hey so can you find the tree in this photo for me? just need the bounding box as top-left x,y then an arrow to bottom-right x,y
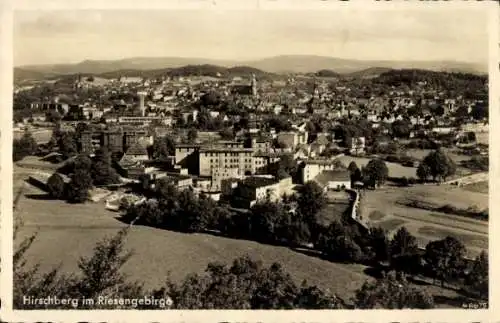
200,91 -> 221,107
249,201 -> 284,243
391,119 -> 412,138
363,159 -> 389,188
348,161 -> 362,184
432,105 -> 445,117
177,190 -> 213,232
187,128 -> 198,143
66,168 -> 93,203
368,227 -> 389,263
354,271 -> 434,309
251,263 -> 299,309
91,148 -> 120,186
295,284 -> 343,309
47,173 -> 66,199
389,227 -> 420,273
296,181 -> 327,239
416,162 -> 431,182
149,135 -> 175,159
465,251 -> 488,299
164,255 -> 344,309
13,129 -> 38,161
45,110 -> 62,123
471,103 -> 488,121
455,105 -> 469,119
58,132 -> 78,158
76,228 -> 137,300
73,154 -> 93,171
275,211 -> 311,246
424,236 -> 466,287
269,153 -> 297,180
219,128 -> 234,140
420,149 -> 457,182
347,161 -> 359,174
316,221 -> 363,263
66,156 -> 93,203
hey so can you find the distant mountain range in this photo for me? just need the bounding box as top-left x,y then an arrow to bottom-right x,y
14,55 -> 487,81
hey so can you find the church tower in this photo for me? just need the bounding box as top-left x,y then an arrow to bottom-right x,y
251,73 -> 257,97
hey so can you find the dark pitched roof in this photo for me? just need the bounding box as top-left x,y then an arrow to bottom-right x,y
240,176 -> 278,188
125,143 -> 148,156
313,170 -> 350,186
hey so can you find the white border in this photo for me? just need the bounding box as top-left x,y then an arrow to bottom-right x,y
1,0 -> 499,322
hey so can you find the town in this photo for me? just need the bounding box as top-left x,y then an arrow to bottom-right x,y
13,64 -> 489,309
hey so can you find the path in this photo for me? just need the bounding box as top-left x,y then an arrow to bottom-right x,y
444,172 -> 488,186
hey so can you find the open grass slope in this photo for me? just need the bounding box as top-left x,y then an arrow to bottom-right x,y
361,185 -> 488,258
14,167 -> 370,300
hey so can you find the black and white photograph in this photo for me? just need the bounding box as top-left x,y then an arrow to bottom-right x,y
2,0 -> 498,320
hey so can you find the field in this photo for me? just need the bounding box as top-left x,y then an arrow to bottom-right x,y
338,156 -> 417,178
462,181 -> 489,194
476,132 -> 489,145
361,184 -> 488,258
405,148 -> 471,163
14,128 -> 52,144
338,153 -> 474,180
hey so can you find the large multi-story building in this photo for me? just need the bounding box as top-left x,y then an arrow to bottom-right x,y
198,147 -> 254,177
79,126 -> 150,155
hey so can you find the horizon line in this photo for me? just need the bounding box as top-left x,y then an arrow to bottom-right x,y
15,54 -> 487,69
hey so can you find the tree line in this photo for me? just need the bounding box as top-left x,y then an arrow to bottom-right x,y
14,223 -> 437,310
119,177 -> 487,301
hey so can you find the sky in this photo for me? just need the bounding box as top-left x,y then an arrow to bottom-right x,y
14,8 -> 490,66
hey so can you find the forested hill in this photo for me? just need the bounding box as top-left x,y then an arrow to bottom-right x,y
373,69 -> 488,99
16,64 -> 276,82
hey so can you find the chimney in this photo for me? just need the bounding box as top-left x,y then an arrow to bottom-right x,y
137,91 -> 146,117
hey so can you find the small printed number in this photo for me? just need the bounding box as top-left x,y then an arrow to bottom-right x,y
462,302 -> 488,309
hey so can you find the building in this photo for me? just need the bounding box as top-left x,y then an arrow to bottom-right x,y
277,131 -> 308,149
117,116 -> 165,126
119,76 -> 143,84
118,155 -> 145,180
348,137 -> 366,155
230,74 -> 257,97
174,144 -> 201,174
123,142 -> 149,162
312,170 -> 351,191
211,167 -> 243,191
250,137 -> 271,152
232,176 -> 293,208
198,147 -> 254,177
300,159 -> 343,184
79,126 -> 150,155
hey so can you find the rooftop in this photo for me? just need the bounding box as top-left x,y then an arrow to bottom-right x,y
200,147 -> 254,153
240,176 -> 278,189
313,170 -> 351,186
304,158 -> 342,166
125,142 -> 149,156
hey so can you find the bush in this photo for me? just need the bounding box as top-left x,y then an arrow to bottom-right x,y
47,173 -> 66,199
